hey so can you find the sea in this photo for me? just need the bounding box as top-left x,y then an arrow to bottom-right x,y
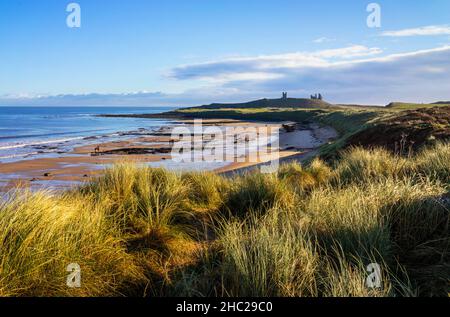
0,106 -> 175,164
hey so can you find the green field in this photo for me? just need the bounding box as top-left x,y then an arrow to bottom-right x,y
177,107 -> 382,134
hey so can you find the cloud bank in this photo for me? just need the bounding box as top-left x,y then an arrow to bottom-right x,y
382,25 -> 450,37
2,45 -> 450,106
168,45 -> 450,105
169,45 -> 383,82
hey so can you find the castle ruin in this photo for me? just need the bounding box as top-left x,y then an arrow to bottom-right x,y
310,93 -> 323,100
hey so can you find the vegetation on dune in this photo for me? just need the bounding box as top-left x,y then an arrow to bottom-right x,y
0,190 -> 143,297
386,102 -> 450,110
347,106 -> 450,153
415,142 -> 450,183
0,142 -> 449,297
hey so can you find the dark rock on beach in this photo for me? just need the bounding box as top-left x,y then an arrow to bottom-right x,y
91,147 -> 172,156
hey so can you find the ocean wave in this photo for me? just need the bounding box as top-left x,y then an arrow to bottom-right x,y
0,152 -> 41,160
0,129 -> 127,151
0,137 -> 85,150
0,129 -> 103,140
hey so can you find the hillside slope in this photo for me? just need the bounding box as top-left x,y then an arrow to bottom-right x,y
386,102 -> 450,110
189,98 -> 333,110
347,106 -> 450,153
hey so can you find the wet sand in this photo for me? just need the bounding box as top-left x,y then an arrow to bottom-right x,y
0,154 -> 171,191
0,120 -> 337,191
216,123 -> 338,174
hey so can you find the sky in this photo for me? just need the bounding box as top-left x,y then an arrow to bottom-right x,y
0,0 -> 450,106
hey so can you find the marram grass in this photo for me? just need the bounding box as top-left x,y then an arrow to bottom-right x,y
0,143 -> 449,297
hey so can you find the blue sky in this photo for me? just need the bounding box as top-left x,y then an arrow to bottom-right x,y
1,0 -> 450,106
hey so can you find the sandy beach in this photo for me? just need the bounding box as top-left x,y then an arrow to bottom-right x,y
0,119 -> 337,191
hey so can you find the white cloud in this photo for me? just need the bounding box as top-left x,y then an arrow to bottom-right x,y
313,37 -> 336,43
315,45 -> 383,59
170,45 -> 383,81
205,72 -> 283,83
382,25 -> 450,37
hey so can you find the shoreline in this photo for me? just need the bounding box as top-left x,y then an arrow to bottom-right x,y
0,117 -> 338,192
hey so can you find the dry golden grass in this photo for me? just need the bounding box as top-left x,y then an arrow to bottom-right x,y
0,143 -> 448,297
